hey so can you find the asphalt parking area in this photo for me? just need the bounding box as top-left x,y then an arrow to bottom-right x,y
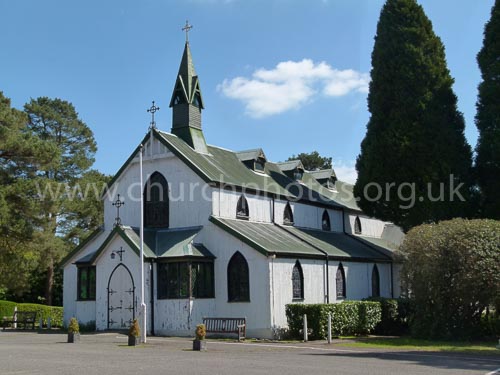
0,331 -> 499,375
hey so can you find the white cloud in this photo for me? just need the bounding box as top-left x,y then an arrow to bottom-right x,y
334,160 -> 358,185
217,59 -> 369,118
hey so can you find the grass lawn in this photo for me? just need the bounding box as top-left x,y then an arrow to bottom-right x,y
336,336 -> 500,355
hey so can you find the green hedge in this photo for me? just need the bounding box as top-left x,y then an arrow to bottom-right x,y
364,297 -> 411,335
0,300 -> 63,328
286,301 -> 382,340
0,300 -> 16,319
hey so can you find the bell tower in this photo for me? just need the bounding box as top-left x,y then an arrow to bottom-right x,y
169,21 -> 208,153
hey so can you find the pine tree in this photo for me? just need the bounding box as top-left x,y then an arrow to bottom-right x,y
24,97 -> 97,305
353,0 -> 473,232
0,92 -> 57,297
475,0 -> 500,219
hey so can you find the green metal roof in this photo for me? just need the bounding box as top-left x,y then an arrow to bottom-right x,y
235,148 -> 267,162
210,216 -> 324,258
276,160 -> 304,171
210,216 -> 392,262
353,235 -> 399,259
280,226 -> 392,261
105,129 -> 359,211
74,250 -> 97,265
70,225 -> 214,265
132,227 -> 215,259
309,169 -> 336,181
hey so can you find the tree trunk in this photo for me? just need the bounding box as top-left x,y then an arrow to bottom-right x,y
45,259 -> 54,306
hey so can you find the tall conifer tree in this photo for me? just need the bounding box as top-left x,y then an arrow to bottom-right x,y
354,0 -> 472,232
475,0 -> 500,219
24,97 -> 97,304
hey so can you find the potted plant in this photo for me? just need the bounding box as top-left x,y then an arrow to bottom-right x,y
67,317 -> 80,343
193,323 -> 207,351
128,319 -> 140,346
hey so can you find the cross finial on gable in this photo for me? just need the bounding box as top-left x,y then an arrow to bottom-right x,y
112,194 -> 125,227
147,100 -> 160,129
182,20 -> 193,42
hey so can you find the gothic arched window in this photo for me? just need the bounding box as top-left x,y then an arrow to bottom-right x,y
372,264 -> 380,297
227,252 -> 250,302
292,260 -> 304,300
144,172 -> 169,228
336,263 -> 346,299
354,216 -> 362,234
283,202 -> 294,225
322,210 -> 331,231
236,195 -> 249,219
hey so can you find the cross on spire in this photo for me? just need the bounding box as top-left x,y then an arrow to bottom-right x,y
147,101 -> 160,129
182,20 -> 193,42
112,194 -> 125,227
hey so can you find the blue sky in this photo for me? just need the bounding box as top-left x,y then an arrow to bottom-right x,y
0,0 -> 494,183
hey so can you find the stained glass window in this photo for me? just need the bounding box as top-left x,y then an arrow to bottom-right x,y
77,266 -> 96,301
227,252 -> 250,302
144,172 -> 169,228
336,263 -> 346,299
292,261 -> 304,300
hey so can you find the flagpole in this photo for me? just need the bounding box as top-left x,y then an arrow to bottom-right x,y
139,144 -> 147,343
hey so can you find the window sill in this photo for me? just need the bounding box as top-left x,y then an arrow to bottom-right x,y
292,298 -> 304,302
236,215 -> 249,221
76,299 -> 96,302
227,300 -> 251,303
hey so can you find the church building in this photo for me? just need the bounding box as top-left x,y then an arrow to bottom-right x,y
61,35 -> 403,338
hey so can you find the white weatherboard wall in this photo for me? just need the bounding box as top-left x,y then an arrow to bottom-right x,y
328,261 -> 392,301
103,152 -> 212,231
213,189 -> 272,223
270,258 -> 326,330
344,212 -> 387,237
153,293 -> 216,336
63,231 -> 108,326
274,200 -> 343,232
200,223 -> 272,338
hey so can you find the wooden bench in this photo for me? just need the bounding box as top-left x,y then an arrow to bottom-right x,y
203,317 -> 246,341
2,311 -> 37,330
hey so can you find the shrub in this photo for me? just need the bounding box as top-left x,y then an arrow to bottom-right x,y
195,324 -> 206,340
400,219 -> 500,340
0,300 -> 17,319
364,297 -> 411,335
68,318 -> 79,334
129,319 -> 140,337
286,301 -> 382,340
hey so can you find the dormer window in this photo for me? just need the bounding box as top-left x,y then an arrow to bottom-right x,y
294,169 -> 303,181
236,195 -> 249,220
255,159 -> 265,172
283,202 -> 294,225
236,149 -> 268,173
322,210 -> 331,231
326,178 -> 337,191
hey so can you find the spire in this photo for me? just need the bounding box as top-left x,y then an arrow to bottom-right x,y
169,22 -> 208,153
